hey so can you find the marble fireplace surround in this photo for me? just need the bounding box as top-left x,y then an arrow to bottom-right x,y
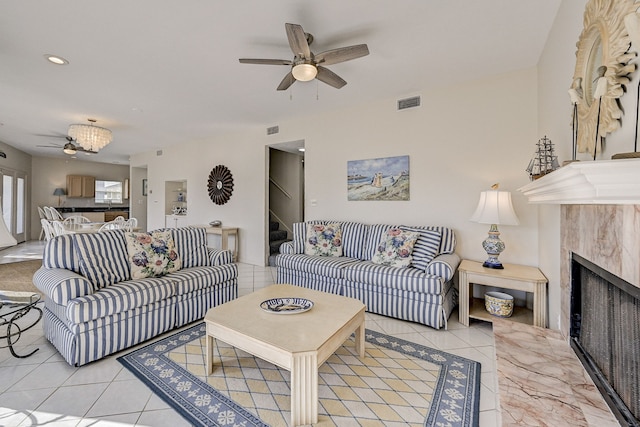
519,158 -> 640,336
497,160 -> 640,426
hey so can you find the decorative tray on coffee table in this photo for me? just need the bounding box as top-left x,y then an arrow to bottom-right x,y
260,297 -> 313,314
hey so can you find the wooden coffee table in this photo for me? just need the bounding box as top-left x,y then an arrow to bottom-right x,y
204,284 -> 366,426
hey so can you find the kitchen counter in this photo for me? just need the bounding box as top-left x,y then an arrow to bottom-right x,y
57,207 -> 129,213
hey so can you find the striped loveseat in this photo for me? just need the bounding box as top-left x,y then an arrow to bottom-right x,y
276,221 -> 460,329
34,227 -> 237,366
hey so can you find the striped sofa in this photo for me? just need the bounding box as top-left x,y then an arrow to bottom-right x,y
276,221 -> 460,329
33,227 -> 238,366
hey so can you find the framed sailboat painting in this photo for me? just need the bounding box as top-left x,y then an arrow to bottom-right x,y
347,155 -> 409,201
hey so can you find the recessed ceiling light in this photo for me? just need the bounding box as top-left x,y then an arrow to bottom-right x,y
298,148 -> 305,152
44,54 -> 69,65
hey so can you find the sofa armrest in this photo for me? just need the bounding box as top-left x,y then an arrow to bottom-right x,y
207,248 -> 234,265
426,253 -> 461,282
279,241 -> 296,254
33,267 -> 94,305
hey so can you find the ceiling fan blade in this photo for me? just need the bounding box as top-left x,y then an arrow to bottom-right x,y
315,44 -> 369,66
76,147 -> 97,154
239,58 -> 292,65
277,71 -> 296,91
34,132 -> 69,139
36,145 -> 62,148
316,66 -> 347,89
285,23 -> 311,59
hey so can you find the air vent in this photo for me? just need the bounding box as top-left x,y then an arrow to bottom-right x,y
397,96 -> 421,111
156,150 -> 163,156
267,125 -> 279,135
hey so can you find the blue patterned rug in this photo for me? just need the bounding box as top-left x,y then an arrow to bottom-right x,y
118,322 -> 480,426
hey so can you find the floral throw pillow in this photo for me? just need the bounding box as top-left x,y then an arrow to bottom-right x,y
125,231 -> 181,279
371,228 -> 419,267
304,223 -> 343,257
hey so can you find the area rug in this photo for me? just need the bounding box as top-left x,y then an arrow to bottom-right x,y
0,260 -> 42,295
118,322 -> 480,426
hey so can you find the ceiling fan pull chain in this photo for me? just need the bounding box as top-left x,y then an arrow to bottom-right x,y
316,80 -> 319,100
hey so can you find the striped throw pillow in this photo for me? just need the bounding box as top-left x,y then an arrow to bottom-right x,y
73,230 -> 131,289
401,226 -> 442,271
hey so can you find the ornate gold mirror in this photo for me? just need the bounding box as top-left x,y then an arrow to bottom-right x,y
571,0 -> 636,154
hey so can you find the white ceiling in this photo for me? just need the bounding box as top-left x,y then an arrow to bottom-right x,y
0,1 -> 561,164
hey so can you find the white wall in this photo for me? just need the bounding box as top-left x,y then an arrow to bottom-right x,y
536,0 -> 640,330
0,141 -> 32,174
132,67 -> 540,270
131,127 -> 267,264
536,0 -> 588,331
130,166 -> 148,232
0,141 -> 32,239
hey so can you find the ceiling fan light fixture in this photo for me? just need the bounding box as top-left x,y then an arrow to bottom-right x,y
292,63 -> 317,81
63,143 -> 77,155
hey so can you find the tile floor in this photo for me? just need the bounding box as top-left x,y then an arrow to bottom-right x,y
0,242 -> 499,427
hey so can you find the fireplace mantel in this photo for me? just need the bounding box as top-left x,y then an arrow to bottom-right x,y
518,158 -> 640,204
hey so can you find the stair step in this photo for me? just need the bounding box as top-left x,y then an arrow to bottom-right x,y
269,221 -> 279,232
269,238 -> 290,254
269,230 -> 287,242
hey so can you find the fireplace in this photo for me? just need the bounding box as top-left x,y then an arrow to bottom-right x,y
570,253 -> 640,427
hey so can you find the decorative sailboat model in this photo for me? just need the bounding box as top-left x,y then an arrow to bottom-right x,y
526,136 -> 559,180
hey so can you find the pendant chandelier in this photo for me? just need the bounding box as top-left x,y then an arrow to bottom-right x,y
68,119 -> 112,152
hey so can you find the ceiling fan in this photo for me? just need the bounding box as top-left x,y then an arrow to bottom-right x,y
239,23 -> 369,90
37,136 -> 97,156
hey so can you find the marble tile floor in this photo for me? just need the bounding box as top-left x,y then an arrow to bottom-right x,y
0,243 -> 499,427
0,240 -> 46,265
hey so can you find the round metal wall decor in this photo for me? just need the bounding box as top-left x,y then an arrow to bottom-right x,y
207,165 -> 234,205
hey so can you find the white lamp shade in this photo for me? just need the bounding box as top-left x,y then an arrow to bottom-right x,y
471,190 -> 520,225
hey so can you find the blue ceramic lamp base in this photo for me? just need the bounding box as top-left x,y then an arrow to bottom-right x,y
482,224 -> 505,269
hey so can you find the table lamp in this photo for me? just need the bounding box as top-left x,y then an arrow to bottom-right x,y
470,184 -> 519,269
53,188 -> 66,206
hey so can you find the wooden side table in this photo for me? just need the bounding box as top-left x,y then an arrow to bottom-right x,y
204,226 -> 239,261
458,259 -> 548,328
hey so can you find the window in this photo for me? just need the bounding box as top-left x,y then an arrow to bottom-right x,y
95,180 -> 123,204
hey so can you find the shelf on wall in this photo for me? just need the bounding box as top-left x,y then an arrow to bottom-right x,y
518,158 -> 640,204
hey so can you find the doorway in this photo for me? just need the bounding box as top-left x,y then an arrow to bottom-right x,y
1,168 -> 27,243
266,140 -> 305,265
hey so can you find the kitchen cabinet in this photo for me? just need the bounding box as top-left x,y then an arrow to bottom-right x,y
165,215 -> 188,228
66,175 -> 95,198
104,211 -> 129,222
